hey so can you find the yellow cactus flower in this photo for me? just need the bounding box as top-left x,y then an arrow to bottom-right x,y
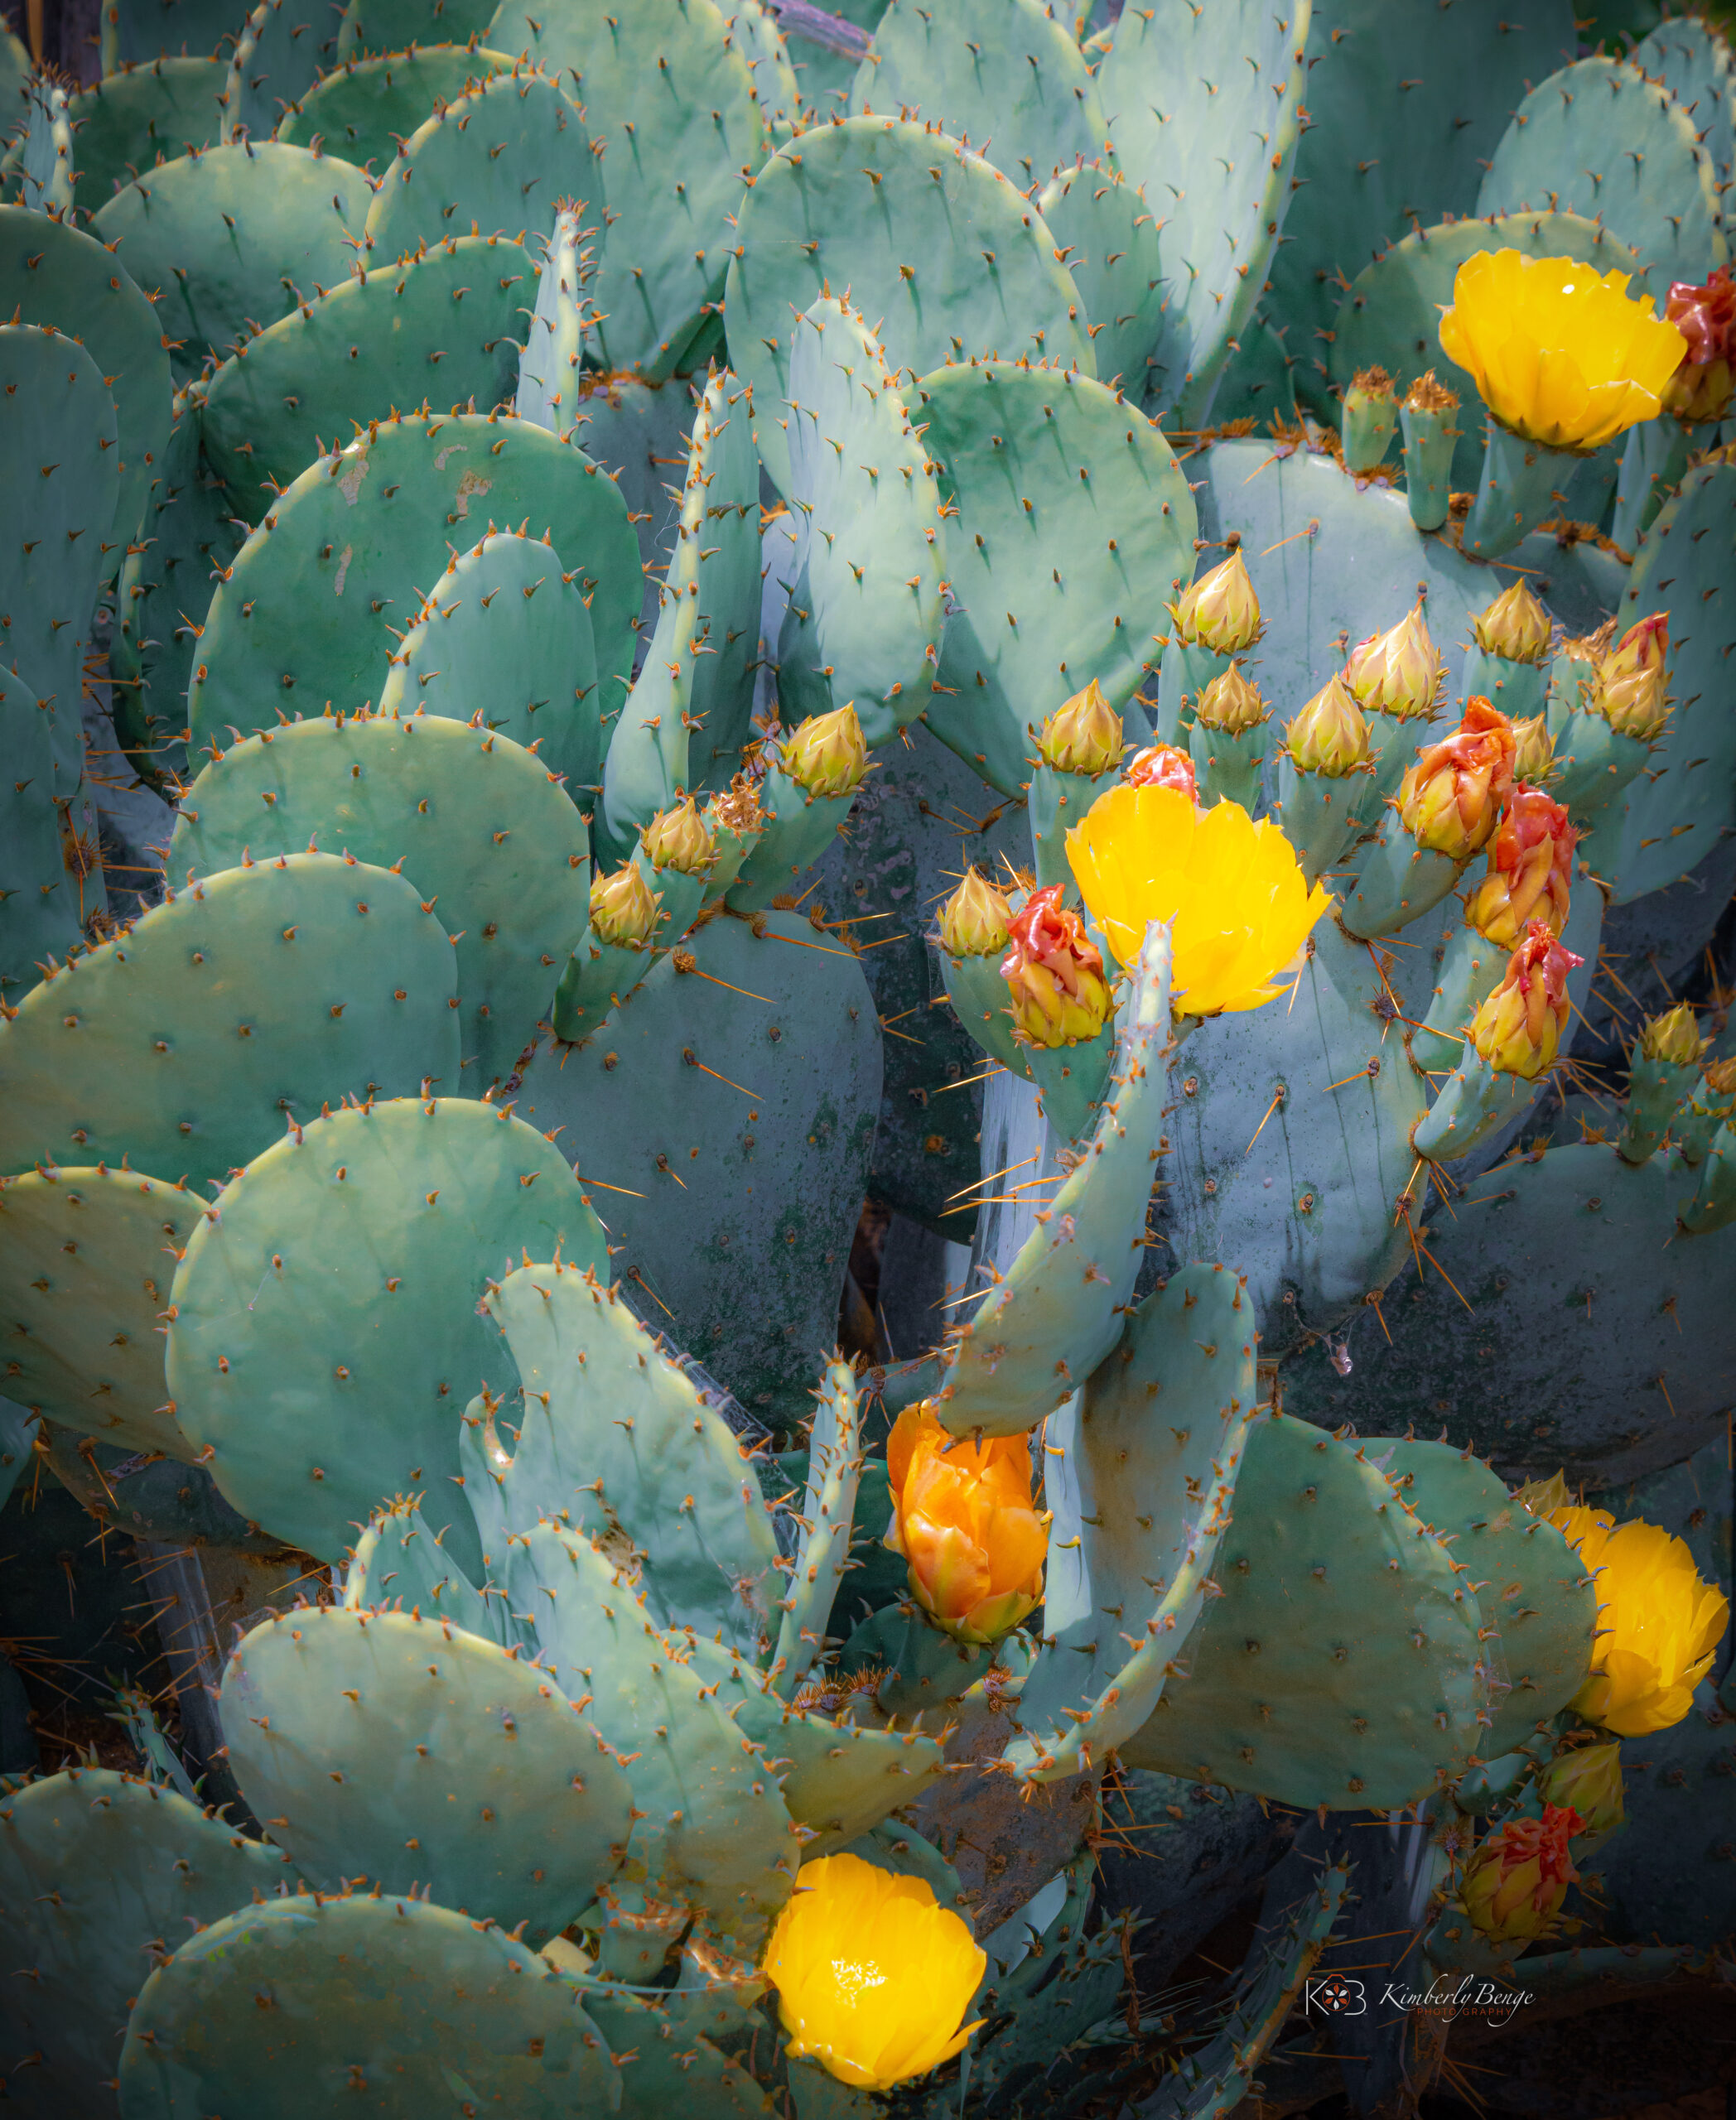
1438,249 -> 1686,450
885,1401 -> 1047,1644
1546,1505 -> 1730,1736
764,1853 -> 986,2090
1067,784 -> 1332,1018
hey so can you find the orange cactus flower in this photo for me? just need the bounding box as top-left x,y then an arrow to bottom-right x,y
885,1402 -> 1047,1645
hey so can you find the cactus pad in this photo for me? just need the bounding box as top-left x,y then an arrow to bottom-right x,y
61,58 -> 227,214
277,46 -> 513,169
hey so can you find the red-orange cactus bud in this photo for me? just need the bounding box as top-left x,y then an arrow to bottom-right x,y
1124,744 -> 1198,802
1000,883 -> 1112,1048
1470,919 -> 1584,1079
1464,783 -> 1576,947
1397,696 -> 1516,860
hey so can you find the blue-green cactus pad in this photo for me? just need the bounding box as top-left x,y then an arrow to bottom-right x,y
187,412 -> 639,737
345,1497 -> 506,1642
1632,16 -> 1735,191
1579,1688 -> 1736,1950
1279,1142 -> 1736,1489
1121,1413 -> 1484,1809
0,1768 -> 294,2119
918,357 -> 1197,796
483,1260 -> 781,1652
1475,57 -> 1725,291
277,46 -> 514,170
515,910 -> 880,1427
62,58 -> 227,214
726,113 -> 1093,495
0,853 -> 460,1190
1032,161 -> 1165,403
1095,0 -> 1309,420
166,1097 -> 604,1567
337,0 -> 498,60
92,142 -> 371,379
0,1166 -> 205,1460
580,1984 -> 769,2119
0,663 -> 85,986
769,1356 -> 861,1694
847,0 -> 1108,187
117,1888 -> 620,2118
221,1605 -> 634,1938
936,920 -> 1172,1439
200,235 -> 533,513
221,0 -> 334,143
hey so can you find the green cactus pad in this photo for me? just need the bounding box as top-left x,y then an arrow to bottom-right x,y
0,1767 -> 294,2118
484,1260 -> 781,1652
336,0 -> 497,60
117,1888 -> 619,2117
1632,17 -> 1734,190
109,0 -> 248,63
1476,58 -> 1724,291
92,142 -> 371,380
166,1096 -> 603,1566
60,58 -> 227,215
222,1605 -> 633,1937
513,205 -> 600,440
1606,457 -> 1736,903
721,0 -> 800,130
345,1497 -> 509,1641
0,1166 -> 205,1460
0,202 -> 171,555
489,1520 -> 799,1942
1121,1413 -> 1484,1809
1266,0 -> 1577,415
481,0 -> 763,380
726,114 -> 1093,495
1583,1693 -> 1736,1951
0,325 -> 120,795
1095,0 -> 1309,422
375,529 -> 600,799
187,411 -> 639,738
0,664 -> 85,990
221,0 -> 333,144
362,66 -> 590,263
770,1357 -> 861,1693
772,297 -> 943,749
581,1985 -> 772,2119
171,710 -> 588,1086
0,853 -> 460,1189
515,909 -> 880,1428
278,46 -> 513,170
1160,918 -> 1426,1355
935,921 -> 1171,1440
111,384 -> 246,793
200,235 -> 533,515
1279,1141 -> 1736,1489
1329,213 -> 1648,494
917,358 -> 1196,797
1371,1438 -> 1597,1751
1033,161 -> 1165,402
1010,1265 -> 1256,1780
847,0 -> 1108,187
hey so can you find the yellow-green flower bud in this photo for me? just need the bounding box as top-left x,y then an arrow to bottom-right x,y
938,869 -> 1014,959
1513,1470 -> 1571,1517
640,795 -> 716,876
1471,580 -> 1553,665
590,861 -> 658,948
1285,673 -> 1369,777
1343,603 -> 1443,721
1194,661 -> 1269,734
1638,1004 -> 1704,1067
1536,1744 -> 1625,1843
1510,713 -> 1556,788
1035,677 -> 1125,775
1704,1056 -> 1736,1100
1589,613 -> 1669,740
1169,549 -> 1261,654
782,703 -> 869,797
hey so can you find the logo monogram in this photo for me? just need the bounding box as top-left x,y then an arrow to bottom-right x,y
1305,1974 -> 1366,2017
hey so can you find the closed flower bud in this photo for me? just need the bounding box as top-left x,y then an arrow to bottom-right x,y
1661,267 -> 1736,424
1285,672 -> 1370,778
1703,1056 -> 1736,1100
1035,677 -> 1125,775
1464,784 -> 1576,947
640,795 -> 716,876
1194,661 -> 1270,734
1536,1744 -> 1625,1843
1471,580 -> 1552,665
885,1402 -> 1047,1645
1461,1805 -> 1580,1943
1169,549 -> 1261,654
1469,920 -> 1584,1080
1344,602 -> 1444,720
590,861 -> 659,948
1398,696 -> 1517,860
1637,1003 -> 1703,1067
782,703 -> 868,797
1510,713 -> 1556,788
1000,882 -> 1112,1048
1589,614 -> 1670,740
938,868 -> 1014,959
1125,743 -> 1199,802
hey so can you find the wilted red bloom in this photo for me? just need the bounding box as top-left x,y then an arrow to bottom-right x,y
1398,696 -> 1517,861
1470,919 -> 1584,1079
1663,267 -> 1735,422
1464,783 -> 1576,947
1000,883 -> 1112,1047
1124,744 -> 1198,802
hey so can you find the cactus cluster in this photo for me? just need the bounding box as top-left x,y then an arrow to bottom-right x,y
1,0 -> 1734,2114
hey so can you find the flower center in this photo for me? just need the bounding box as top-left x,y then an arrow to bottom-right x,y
829,1954 -> 890,2008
